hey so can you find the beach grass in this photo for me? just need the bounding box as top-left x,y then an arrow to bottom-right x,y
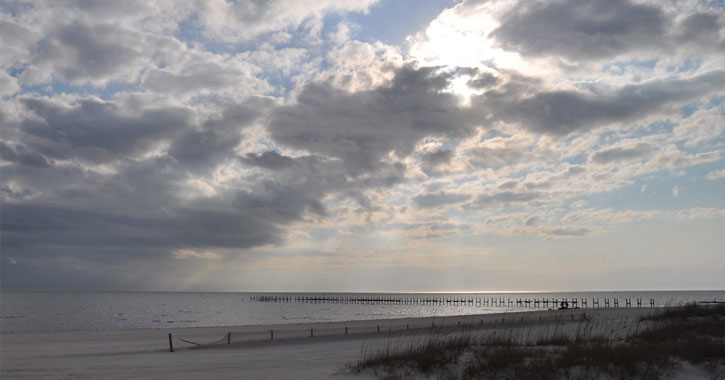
349,303 -> 725,379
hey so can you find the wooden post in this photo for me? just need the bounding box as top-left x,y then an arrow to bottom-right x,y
345,327 -> 348,335
270,330 -> 274,340
377,325 -> 380,333
168,333 -> 174,352
310,328 -> 313,337
406,324 -> 409,331
227,332 -> 231,344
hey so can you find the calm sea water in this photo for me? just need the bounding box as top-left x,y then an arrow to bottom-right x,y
1,290 -> 723,333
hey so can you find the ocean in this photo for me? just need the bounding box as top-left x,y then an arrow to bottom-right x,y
1,290 -> 723,333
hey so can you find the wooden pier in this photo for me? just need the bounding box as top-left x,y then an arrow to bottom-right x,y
248,295 -> 657,308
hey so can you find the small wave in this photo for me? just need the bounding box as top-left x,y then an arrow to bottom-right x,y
1,315 -> 28,319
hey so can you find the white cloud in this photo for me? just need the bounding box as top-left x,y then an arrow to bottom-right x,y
672,185 -> 680,197
707,169 -> 725,180
198,0 -> 378,43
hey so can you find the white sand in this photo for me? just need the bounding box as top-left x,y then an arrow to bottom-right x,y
1,308 -> 662,379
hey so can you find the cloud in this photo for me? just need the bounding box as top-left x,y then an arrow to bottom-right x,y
475,70 -> 725,136
198,0 -> 379,43
492,0 -> 725,62
241,151 -> 297,170
707,169 -> 725,180
589,143 -> 654,165
420,149 -> 453,167
0,141 -> 53,168
18,96 -> 191,163
412,191 -> 471,209
468,190 -> 548,209
168,99 -> 270,170
492,0 -> 665,61
269,66 -> 475,173
538,226 -> 593,237
523,215 -> 539,226
672,185 -> 680,197
22,22 -> 157,85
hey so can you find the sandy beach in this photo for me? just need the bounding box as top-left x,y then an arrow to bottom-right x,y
1,307 -> 678,380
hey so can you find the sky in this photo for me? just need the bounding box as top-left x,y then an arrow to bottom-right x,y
1,0 -> 724,292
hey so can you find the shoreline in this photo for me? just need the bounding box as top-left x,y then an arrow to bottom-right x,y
1,307 -> 661,379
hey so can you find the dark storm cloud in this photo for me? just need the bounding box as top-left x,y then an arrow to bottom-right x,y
467,73 -> 499,89
1,92 -> 328,287
269,66 -> 475,174
0,200 -> 283,261
492,0 -> 665,60
677,12 -> 725,47
477,70 -> 725,135
19,97 -> 190,163
491,0 -> 725,61
32,23 -> 144,83
168,100 -> 268,170
420,149 -> 453,166
240,151 -> 296,170
589,143 -> 654,165
412,191 -> 471,209
0,141 -> 53,168
0,154 -> 333,264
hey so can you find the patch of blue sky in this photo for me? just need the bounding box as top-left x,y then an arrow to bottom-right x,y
706,95 -> 725,110
582,164 -> 725,212
602,59 -> 657,76
453,175 -> 481,187
263,73 -> 298,97
681,102 -> 700,118
174,15 -> 204,46
346,0 -> 456,48
646,120 -> 677,134
563,153 -> 588,166
667,59 -> 702,74
7,65 -> 26,78
705,0 -> 724,8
